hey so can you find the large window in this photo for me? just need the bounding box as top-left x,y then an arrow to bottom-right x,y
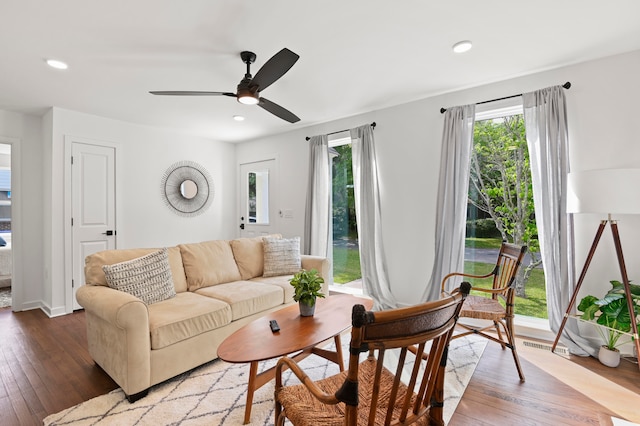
465,105 -> 547,319
330,138 -> 362,287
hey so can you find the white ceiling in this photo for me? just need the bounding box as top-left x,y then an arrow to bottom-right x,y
2,1 -> 640,143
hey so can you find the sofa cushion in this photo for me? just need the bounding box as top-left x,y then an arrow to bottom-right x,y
251,275 -> 296,303
148,292 -> 232,350
102,248 -> 176,305
262,236 -> 302,277
230,236 -> 266,280
85,246 -> 188,293
230,234 -> 283,279
179,240 -> 242,291
195,281 -> 283,321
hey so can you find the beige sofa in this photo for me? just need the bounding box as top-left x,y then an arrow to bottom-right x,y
76,236 -> 329,402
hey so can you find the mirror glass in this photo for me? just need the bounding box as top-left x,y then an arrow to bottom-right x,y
180,179 -> 198,199
247,170 -> 269,224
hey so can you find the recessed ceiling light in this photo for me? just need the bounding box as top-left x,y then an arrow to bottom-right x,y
46,59 -> 69,70
452,40 -> 473,53
233,115 -> 245,121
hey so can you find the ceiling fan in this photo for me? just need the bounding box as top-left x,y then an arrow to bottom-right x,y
150,48 -> 300,123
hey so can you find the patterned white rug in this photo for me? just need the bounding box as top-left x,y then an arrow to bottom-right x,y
0,287 -> 10,309
44,335 -> 486,426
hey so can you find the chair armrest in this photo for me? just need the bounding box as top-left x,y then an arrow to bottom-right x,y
470,285 -> 512,295
441,271 -> 494,293
275,356 -> 339,405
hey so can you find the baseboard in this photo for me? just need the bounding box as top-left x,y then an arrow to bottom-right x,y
37,301 -> 68,318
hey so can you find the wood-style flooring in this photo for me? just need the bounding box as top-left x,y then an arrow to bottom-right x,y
1,307 -> 639,425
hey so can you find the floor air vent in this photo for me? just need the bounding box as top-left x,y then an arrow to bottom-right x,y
522,340 -> 570,355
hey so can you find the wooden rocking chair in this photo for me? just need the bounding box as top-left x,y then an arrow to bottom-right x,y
274,282 -> 470,426
441,242 -> 528,381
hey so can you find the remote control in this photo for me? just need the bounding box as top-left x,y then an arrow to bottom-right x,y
269,319 -> 280,333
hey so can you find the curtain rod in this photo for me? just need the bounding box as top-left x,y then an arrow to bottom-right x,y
439,82 -> 571,114
305,122 -> 376,141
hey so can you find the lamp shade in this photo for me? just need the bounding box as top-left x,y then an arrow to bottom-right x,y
567,168 -> 640,214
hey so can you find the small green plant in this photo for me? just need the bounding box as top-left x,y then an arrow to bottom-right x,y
289,269 -> 325,307
577,280 -> 640,350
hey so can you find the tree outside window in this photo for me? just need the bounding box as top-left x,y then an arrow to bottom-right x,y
466,113 -> 547,318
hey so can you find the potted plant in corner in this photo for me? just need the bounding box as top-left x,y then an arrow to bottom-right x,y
577,280 -> 640,367
289,269 -> 325,317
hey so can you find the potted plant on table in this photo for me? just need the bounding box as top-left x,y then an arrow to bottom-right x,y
577,280 -> 640,367
289,269 -> 325,317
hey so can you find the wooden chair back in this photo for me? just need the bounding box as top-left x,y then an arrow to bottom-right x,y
487,242 -> 528,305
442,242 -> 526,306
337,282 -> 470,425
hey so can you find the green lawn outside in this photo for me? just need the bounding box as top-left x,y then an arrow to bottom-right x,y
333,245 -> 362,284
465,237 -> 503,249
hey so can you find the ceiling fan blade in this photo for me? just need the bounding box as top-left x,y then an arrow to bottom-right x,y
258,97 -> 300,123
250,48 -> 299,92
149,91 -> 236,97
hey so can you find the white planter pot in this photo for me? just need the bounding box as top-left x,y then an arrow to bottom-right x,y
598,345 -> 621,368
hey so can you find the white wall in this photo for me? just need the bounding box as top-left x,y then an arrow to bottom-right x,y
6,49 -> 640,317
237,49 -> 640,306
0,109 -> 44,310
43,108 -> 237,315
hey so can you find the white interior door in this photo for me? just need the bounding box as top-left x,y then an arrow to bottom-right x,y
239,159 -> 278,238
72,142 -> 116,309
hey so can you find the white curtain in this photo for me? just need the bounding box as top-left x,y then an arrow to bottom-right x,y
303,135 -> 332,263
423,105 -> 476,302
350,124 -> 398,310
523,86 -> 595,356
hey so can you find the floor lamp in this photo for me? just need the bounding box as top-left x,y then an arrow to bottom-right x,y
552,168 -> 640,370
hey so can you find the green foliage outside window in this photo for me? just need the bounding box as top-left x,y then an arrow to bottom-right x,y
468,114 -> 545,306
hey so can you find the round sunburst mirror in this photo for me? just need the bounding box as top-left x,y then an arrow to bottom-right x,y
161,161 -> 213,217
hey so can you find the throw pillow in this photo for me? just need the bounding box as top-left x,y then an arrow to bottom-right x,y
102,248 -> 176,305
262,236 -> 302,277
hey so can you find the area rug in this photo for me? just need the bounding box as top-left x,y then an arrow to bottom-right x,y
44,335 -> 486,426
0,287 -> 10,309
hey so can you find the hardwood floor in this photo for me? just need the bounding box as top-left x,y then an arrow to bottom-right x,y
0,308 -> 116,426
1,306 -> 639,425
452,339 -> 640,425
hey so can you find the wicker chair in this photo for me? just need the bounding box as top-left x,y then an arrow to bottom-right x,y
441,242 -> 527,382
274,282 -> 470,426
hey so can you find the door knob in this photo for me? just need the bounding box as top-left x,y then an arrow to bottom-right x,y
239,224 -> 245,230
102,230 -> 115,236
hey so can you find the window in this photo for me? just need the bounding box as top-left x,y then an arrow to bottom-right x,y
465,104 -> 547,320
330,136 -> 362,290
247,170 -> 269,224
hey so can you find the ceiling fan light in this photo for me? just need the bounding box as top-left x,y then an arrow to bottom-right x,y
238,94 -> 259,105
237,85 -> 259,105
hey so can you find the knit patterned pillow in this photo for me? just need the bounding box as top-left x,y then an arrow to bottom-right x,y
262,236 -> 302,277
102,248 -> 176,304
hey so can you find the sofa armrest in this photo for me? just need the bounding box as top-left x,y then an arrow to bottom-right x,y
76,285 -> 151,396
77,284 -> 149,328
301,255 -> 331,295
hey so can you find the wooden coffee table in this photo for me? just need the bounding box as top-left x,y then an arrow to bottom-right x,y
217,294 -> 373,424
